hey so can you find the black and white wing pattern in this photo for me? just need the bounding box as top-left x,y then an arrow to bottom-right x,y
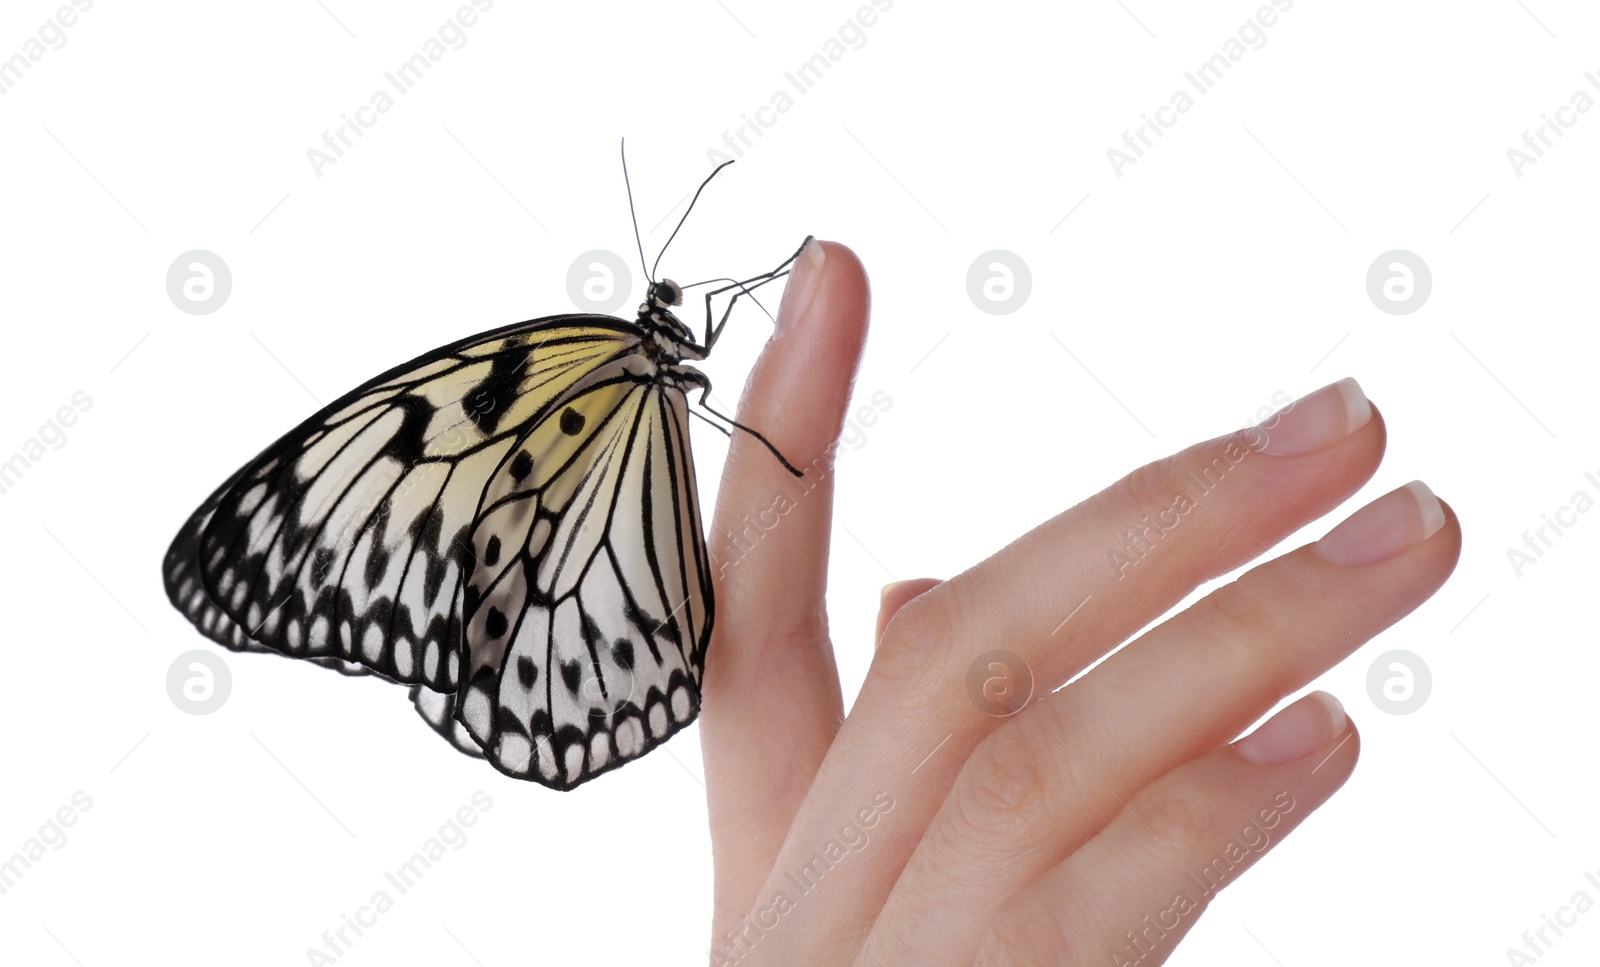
163,315 -> 713,788
449,378 -> 712,787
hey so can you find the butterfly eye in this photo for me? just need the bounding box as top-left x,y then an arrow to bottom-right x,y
657,279 -> 683,307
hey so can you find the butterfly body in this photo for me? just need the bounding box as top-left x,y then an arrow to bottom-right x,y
164,275 -> 741,789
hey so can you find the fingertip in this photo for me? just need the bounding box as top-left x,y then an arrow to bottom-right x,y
773,238 -> 869,343
1236,691 -> 1350,766
1311,689 -> 1347,736
736,238 -> 871,465
773,238 -> 826,339
772,240 -> 866,377
876,577 -> 943,646
879,581 -> 899,610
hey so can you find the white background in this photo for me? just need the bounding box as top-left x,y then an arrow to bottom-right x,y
1,1 -> 1597,964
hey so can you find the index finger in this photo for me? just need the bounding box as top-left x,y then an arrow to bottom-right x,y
698,239 -> 872,928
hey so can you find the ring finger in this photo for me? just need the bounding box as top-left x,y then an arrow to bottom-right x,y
974,693 -> 1360,967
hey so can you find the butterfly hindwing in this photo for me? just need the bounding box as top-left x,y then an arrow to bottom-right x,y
449,376 -> 712,787
409,683 -> 485,758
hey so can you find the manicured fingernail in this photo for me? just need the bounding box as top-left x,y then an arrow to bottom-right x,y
1252,378 -> 1372,457
774,237 -> 824,339
1314,480 -> 1447,567
1236,691 -> 1347,765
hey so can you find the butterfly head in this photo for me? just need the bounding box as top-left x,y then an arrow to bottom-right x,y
639,279 -> 696,349
648,279 -> 683,310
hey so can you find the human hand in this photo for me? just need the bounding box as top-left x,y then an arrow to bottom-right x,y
698,239 -> 1459,965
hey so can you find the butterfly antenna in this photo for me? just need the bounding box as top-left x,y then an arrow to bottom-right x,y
652,159 -> 736,281
620,138 -> 652,284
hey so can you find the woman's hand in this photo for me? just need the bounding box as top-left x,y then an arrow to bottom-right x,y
699,239 -> 1459,965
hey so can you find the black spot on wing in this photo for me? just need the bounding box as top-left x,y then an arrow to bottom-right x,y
385,599 -> 417,642
380,395 -> 435,466
422,556 -> 448,607
579,613 -> 604,649
623,599 -> 665,665
465,350 -> 531,435
311,548 -> 336,588
559,407 -> 585,436
496,705 -> 529,736
364,547 -> 389,590
413,504 -> 443,545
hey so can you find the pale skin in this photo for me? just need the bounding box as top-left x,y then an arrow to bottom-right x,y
698,239 -> 1460,965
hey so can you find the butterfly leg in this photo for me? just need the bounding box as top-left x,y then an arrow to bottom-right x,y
699,235 -> 816,352
678,369 -> 805,478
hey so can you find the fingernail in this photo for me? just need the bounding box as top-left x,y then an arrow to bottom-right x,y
1236,691 -> 1347,765
1251,378 -> 1372,457
880,582 -> 900,609
774,237 -> 824,339
1314,480 -> 1447,567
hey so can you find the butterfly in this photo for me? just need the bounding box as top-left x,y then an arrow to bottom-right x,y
163,150 -> 807,789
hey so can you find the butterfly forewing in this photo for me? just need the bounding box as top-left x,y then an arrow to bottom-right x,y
169,323 -> 630,687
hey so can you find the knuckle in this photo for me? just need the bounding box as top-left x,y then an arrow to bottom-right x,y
1182,579 -> 1281,670
974,919 -> 1041,967
862,905 -> 924,963
978,894 -> 1075,966
1090,455 -> 1198,571
869,588 -> 958,691
771,607 -> 831,654
709,607 -> 831,675
1131,789 -> 1216,851
1110,455 -> 1190,526
946,721 -> 1060,845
